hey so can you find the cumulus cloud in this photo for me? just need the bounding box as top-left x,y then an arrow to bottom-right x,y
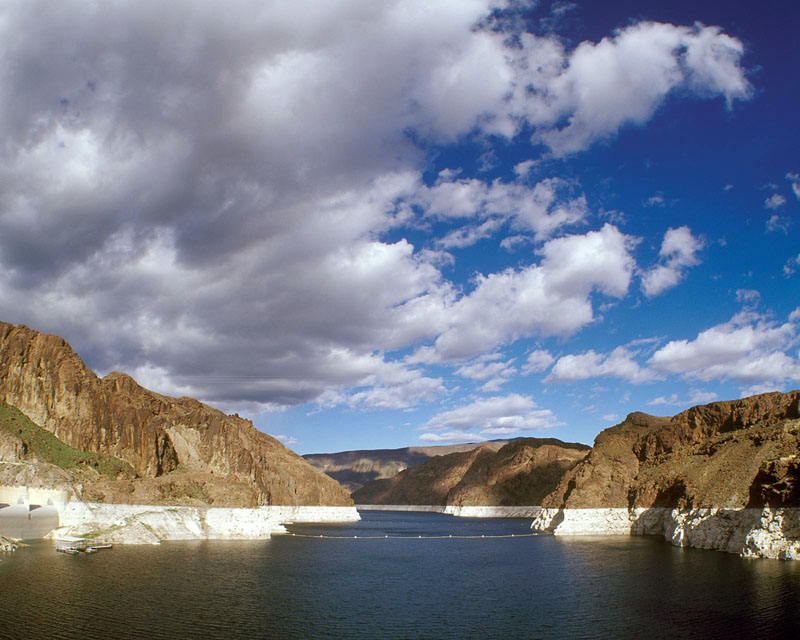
739,382 -> 783,398
764,194 -> 787,210
515,21 -> 752,155
522,350 -> 555,375
649,311 -> 800,384
426,224 -> 636,361
546,346 -> 656,384
641,226 -> 705,297
421,394 -> 559,441
647,394 -> 680,406
454,354 -> 517,392
0,1 -> 753,415
688,389 -> 718,404
419,175 -> 588,246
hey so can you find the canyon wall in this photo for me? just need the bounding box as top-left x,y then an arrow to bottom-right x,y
0,322 -> 352,507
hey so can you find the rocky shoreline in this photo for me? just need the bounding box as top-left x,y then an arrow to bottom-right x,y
1,535 -> 17,553
49,502 -> 361,545
356,504 -> 542,518
532,507 -> 800,560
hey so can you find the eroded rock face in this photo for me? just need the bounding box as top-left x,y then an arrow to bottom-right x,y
353,438 -> 589,506
0,322 -> 352,507
541,392 -> 800,512
748,457 -> 800,508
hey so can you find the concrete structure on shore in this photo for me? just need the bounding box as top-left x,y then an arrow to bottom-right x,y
0,485 -> 66,539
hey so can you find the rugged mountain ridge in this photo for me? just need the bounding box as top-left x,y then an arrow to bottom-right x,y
304,440 -> 518,492
0,322 -> 352,507
541,391 -> 800,511
353,438 -> 589,506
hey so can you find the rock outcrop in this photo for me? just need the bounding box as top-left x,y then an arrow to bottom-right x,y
540,392 -> 800,512
533,391 -> 800,559
0,322 -> 352,507
353,438 -> 589,506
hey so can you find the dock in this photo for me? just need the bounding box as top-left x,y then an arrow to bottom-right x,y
55,536 -> 113,555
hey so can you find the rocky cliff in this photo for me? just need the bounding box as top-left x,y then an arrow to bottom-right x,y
541,391 -> 800,512
533,391 -> 800,559
352,438 -> 589,506
0,322 -> 352,507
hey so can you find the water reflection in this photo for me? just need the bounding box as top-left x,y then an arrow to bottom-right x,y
1,512 -> 798,640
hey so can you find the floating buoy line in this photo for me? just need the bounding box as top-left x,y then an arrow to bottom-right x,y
280,532 -> 536,540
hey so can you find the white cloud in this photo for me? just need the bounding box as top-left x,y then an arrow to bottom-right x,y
644,194 -> 666,207
273,434 -> 298,446
546,346 -> 655,384
0,2 -> 754,416
418,431 -> 487,444
739,382 -> 783,398
764,194 -> 787,210
602,413 -> 620,422
427,224 -> 636,361
784,254 -> 800,277
314,354 -> 446,411
688,389 -> 718,404
735,289 -> 760,306
641,226 -> 704,297
419,175 -> 588,246
422,393 -> 560,437
649,311 -> 800,384
787,173 -> 800,200
647,394 -> 680,406
766,214 -> 791,234
517,22 -> 752,155
454,356 -> 513,378
455,355 -> 516,392
522,350 -> 555,374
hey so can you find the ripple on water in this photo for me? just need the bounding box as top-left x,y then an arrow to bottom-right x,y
1,513 -> 800,640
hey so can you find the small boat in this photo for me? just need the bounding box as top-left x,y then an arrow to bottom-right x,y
57,547 -> 79,555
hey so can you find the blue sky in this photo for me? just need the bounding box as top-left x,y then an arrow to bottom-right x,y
0,1 -> 798,454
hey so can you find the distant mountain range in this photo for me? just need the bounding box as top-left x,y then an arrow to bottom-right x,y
351,437 -> 590,506
303,440 -> 521,492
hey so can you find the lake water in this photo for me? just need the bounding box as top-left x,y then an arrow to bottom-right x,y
1,511 -> 799,639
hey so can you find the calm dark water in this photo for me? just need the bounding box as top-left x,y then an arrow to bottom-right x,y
1,511 -> 799,640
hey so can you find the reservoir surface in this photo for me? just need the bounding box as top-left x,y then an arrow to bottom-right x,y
1,510 -> 799,639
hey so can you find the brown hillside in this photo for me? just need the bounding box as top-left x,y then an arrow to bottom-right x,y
304,440 -> 512,492
0,322 -> 351,507
353,438 -> 589,506
541,391 -> 800,510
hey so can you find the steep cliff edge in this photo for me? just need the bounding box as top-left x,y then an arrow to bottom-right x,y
534,391 -> 800,559
353,438 -> 589,506
0,322 -> 352,507
541,392 -> 800,512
